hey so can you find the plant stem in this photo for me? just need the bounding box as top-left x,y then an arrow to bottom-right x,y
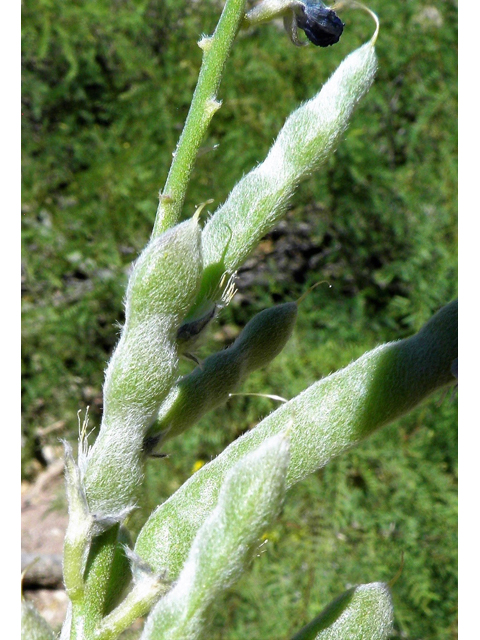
152,0 -> 248,238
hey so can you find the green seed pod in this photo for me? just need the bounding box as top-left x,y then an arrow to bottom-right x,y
135,300 -> 457,578
142,434 -> 289,640
143,301 -> 298,454
186,30 -> 378,321
290,582 -> 393,640
83,217 -> 203,516
104,217 -> 203,419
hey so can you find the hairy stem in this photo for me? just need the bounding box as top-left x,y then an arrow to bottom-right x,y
95,575 -> 169,640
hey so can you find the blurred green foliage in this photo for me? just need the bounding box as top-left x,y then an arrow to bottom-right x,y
22,0 -> 457,637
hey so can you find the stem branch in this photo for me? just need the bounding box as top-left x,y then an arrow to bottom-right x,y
94,577 -> 169,640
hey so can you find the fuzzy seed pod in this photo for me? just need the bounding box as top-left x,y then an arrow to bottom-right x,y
83,217 -> 203,516
141,435 -> 289,639
187,31 -> 378,320
291,582 -> 393,639
135,300 -> 457,578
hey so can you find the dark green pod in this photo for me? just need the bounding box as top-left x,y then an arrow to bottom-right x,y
144,302 -> 298,453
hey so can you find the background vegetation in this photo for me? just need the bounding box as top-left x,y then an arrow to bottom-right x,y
21,0 -> 457,637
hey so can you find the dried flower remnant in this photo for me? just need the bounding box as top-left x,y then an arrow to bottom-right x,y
245,0 -> 344,47
290,1 -> 345,47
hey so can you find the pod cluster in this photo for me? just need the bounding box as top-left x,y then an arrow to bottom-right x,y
83,217 -> 203,516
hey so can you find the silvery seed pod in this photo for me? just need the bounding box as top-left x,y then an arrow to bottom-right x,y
83,217 -> 203,516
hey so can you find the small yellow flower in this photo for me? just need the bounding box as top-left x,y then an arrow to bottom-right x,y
261,530 -> 281,543
191,460 -> 205,474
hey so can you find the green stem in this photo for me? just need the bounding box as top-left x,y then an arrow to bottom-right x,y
152,0 -> 248,237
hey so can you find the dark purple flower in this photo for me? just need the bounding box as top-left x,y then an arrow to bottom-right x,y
296,2 -> 344,47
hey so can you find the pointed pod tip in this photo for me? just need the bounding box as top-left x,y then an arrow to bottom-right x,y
388,551 -> 405,588
368,6 -> 380,44
296,280 -> 331,306
193,199 -> 214,224
333,1 -> 379,45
